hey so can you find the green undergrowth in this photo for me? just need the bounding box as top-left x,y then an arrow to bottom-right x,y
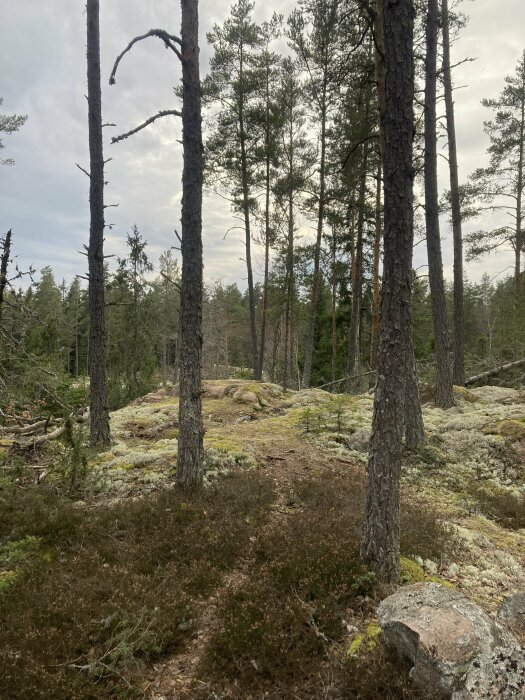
0,473 -> 274,699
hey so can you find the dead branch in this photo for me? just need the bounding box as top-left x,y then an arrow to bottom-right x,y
0,419 -> 52,436
111,110 -> 182,144
109,29 -> 182,86
76,163 -> 91,178
11,414 -> 86,449
316,369 -> 377,391
465,358 -> 525,386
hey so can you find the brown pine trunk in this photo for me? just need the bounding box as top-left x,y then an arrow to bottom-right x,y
302,88 -> 327,388
405,343 -> 425,449
515,76 -> 525,297
176,0 -> 204,487
346,136 -> 369,392
375,0 -> 386,160
369,162 -> 381,378
238,46 -> 258,377
442,0 -> 465,386
86,0 -> 110,447
369,0 -> 385,383
424,0 -> 454,408
331,228 -> 338,384
283,176 -> 295,391
362,0 -> 415,583
257,68 -> 272,381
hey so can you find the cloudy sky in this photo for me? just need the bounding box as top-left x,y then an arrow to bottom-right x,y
1,0 -> 524,290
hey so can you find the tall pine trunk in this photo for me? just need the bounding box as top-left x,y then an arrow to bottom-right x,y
331,228 -> 338,384
283,161 -> 295,391
515,73 -> 525,298
369,162 -> 381,378
86,0 -> 110,447
176,0 -> 204,487
238,46 -> 258,377
302,87 -> 327,388
257,68 -> 272,381
442,0 -> 465,386
346,136 -> 369,392
362,0 -> 415,583
424,0 -> 454,408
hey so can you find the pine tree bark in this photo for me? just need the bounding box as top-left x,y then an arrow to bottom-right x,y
405,344 -> 425,448
283,160 -> 295,391
346,136 -> 369,392
442,0 -> 465,386
302,86 -> 327,388
424,0 -> 454,408
369,162 -> 381,378
86,0 -> 110,447
176,0 -> 204,487
257,67 -> 272,381
362,0 -> 416,583
238,45 -> 258,377
515,74 -> 525,297
331,228 -> 338,384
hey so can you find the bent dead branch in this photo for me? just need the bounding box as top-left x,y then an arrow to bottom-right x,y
109,29 -> 182,86
111,110 -> 182,144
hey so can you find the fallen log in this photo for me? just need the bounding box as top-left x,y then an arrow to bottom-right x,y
12,414 -> 86,449
0,418 -> 52,436
316,370 -> 376,391
464,358 -> 525,386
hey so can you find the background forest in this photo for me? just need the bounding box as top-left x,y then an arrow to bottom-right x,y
3,0 -> 525,418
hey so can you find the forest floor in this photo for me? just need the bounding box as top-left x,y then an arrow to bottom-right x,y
0,380 -> 524,698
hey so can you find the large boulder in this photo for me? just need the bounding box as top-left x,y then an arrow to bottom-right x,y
498,592 -> 525,642
378,583 -> 525,699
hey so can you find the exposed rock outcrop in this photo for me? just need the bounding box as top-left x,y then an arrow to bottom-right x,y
378,583 -> 525,699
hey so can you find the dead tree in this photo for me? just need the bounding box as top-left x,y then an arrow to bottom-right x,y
109,7 -> 203,486
86,0 -> 110,447
0,229 -> 12,328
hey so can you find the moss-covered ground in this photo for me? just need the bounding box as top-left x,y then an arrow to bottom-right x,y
0,380 -> 523,698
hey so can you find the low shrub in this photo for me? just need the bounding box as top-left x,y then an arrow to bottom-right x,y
0,473 -> 274,699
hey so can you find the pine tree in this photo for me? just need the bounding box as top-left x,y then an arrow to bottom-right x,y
0,98 -> 27,166
362,0 -> 416,583
205,0 -> 262,376
442,0 -> 465,386
466,50 -> 525,298
424,0 -> 454,408
288,0 -> 349,388
86,0 -> 110,446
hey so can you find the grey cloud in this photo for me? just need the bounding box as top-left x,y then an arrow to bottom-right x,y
1,0 -> 525,289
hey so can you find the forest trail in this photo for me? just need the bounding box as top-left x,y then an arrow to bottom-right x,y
145,427 -> 355,699
2,380 -> 525,699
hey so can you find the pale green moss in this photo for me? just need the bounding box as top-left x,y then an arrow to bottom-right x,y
347,623 -> 382,658
453,386 -> 479,403
400,556 -> 426,583
483,419 -> 525,440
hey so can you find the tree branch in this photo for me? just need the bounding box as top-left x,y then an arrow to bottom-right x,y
109,29 -> 182,85
111,110 -> 182,144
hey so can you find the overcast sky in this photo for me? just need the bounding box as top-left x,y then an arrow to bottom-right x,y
1,0 -> 524,290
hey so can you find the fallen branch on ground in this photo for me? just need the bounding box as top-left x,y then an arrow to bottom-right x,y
464,358 -> 525,386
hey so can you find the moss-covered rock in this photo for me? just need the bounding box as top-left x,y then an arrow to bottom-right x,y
483,419 -> 525,440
